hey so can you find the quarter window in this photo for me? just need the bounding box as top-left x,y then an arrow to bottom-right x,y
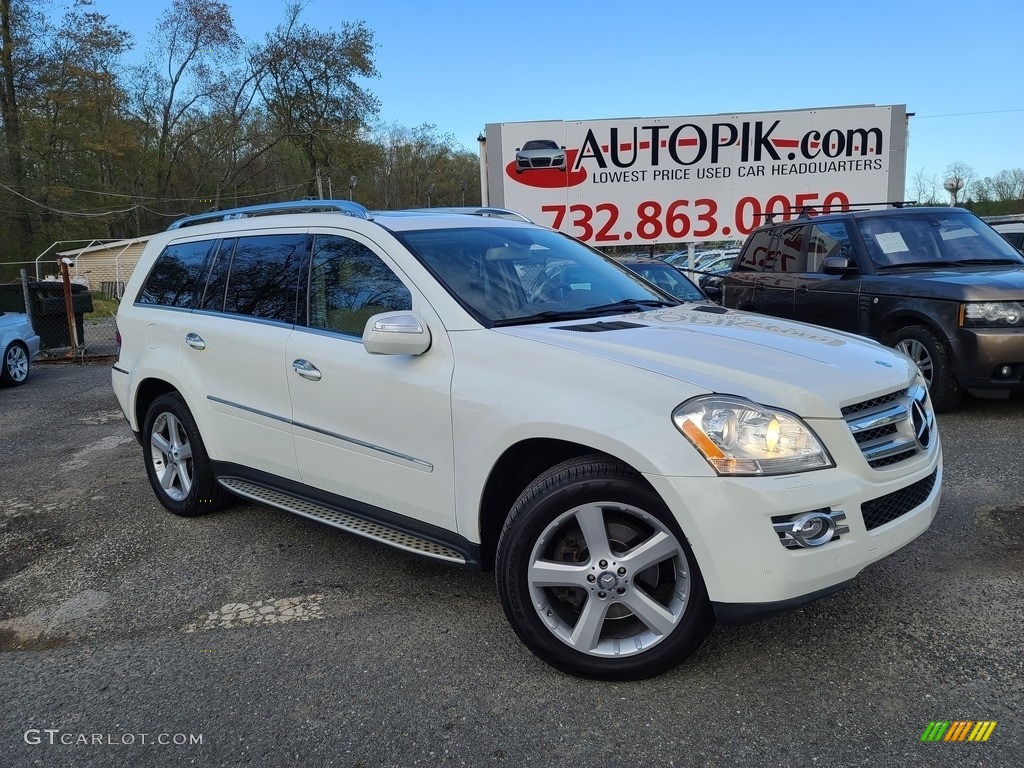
736,230 -> 772,272
137,240 -> 215,308
307,235 -> 412,337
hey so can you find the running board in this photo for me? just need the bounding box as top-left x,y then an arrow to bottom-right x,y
218,477 -> 467,565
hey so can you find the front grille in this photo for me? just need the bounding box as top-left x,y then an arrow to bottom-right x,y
861,470 -> 938,530
532,158 -> 552,168
841,389 -> 905,417
842,385 -> 933,469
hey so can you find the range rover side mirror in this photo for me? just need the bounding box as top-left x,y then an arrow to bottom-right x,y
362,312 -> 431,356
821,255 -> 858,274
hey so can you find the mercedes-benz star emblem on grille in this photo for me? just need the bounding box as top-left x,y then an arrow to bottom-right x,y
911,400 -> 931,449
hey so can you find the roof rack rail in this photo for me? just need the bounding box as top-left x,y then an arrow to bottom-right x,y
167,199 -> 374,230
752,200 -> 920,225
399,206 -> 533,223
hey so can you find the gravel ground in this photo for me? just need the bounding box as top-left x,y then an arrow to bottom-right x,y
1,362 -> 1022,768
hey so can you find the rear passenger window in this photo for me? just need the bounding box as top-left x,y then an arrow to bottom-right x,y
209,234 -> 306,323
137,240 -> 215,308
306,235 -> 412,337
769,225 -> 807,273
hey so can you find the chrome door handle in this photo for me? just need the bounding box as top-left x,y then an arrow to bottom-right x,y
292,359 -> 322,381
185,333 -> 206,351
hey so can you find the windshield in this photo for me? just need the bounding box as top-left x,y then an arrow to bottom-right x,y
401,227 -> 678,324
857,211 -> 1024,268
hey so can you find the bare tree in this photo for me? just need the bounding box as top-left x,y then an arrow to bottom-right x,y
908,167 -> 943,205
143,0 -> 241,203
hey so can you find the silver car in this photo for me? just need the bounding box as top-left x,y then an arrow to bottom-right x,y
1,310 -> 41,386
514,139 -> 566,173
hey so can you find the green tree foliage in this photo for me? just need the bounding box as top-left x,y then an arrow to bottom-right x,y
256,1 -> 378,197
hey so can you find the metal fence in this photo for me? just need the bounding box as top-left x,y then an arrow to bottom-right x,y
1,264 -> 119,360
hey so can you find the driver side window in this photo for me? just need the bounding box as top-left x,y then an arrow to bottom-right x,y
306,234 -> 412,337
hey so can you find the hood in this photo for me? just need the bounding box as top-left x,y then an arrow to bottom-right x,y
868,266 -> 1024,301
496,306 -> 917,418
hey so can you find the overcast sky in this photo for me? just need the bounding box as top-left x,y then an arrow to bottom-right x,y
97,0 -> 1024,187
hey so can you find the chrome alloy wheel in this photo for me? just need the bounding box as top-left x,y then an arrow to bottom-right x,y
149,411 -> 194,502
527,502 -> 691,658
5,344 -> 28,382
895,338 -> 934,386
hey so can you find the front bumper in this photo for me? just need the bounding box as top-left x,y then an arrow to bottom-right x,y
644,433 -> 942,614
952,327 -> 1024,391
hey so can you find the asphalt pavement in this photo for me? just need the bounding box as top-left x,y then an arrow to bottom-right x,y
1,362 -> 1021,767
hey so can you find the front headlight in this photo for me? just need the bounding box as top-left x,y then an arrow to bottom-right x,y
961,301 -> 1024,328
672,395 -> 833,476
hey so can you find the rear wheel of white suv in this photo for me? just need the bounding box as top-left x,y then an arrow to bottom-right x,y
496,455 -> 712,680
143,392 -> 230,516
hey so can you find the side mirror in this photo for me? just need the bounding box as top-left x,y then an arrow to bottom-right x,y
362,312 -> 431,356
703,284 -> 723,302
821,255 -> 858,274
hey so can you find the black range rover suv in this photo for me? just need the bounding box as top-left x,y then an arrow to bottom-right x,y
720,205 -> 1024,410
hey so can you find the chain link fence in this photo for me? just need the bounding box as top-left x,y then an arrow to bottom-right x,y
1,261 -> 120,360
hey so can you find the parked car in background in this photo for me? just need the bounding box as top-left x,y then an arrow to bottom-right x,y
721,205 -> 1024,410
514,139 -> 566,173
613,256 -> 708,302
665,248 -> 740,270
113,199 -> 941,680
0,310 -> 41,387
985,215 -> 1024,253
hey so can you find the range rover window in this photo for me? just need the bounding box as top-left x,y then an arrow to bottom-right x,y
808,221 -> 855,271
306,234 -> 412,337
213,234 -> 306,322
137,239 -> 215,307
768,225 -> 806,273
736,229 -> 772,271
857,211 -> 1024,267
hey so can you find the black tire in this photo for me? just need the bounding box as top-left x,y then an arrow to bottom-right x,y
1,342 -> 30,387
495,454 -> 713,680
889,325 -> 963,412
142,392 -> 229,516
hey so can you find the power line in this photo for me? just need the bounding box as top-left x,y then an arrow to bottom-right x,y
0,180 -> 315,219
913,108 -> 1024,119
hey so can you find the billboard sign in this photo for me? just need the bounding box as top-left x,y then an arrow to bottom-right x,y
484,105 -> 907,245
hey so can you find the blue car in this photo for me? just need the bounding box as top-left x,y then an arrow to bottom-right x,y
1,310 -> 41,386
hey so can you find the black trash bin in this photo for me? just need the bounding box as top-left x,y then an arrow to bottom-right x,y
0,281 -> 93,348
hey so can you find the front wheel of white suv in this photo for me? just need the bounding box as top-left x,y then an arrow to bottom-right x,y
142,392 -> 230,516
496,455 -> 712,680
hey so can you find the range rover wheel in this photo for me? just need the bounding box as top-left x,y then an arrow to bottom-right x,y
142,392 -> 229,516
496,455 -> 712,680
889,325 -> 963,412
1,342 -> 29,387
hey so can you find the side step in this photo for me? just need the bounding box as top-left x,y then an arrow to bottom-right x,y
218,477 -> 467,565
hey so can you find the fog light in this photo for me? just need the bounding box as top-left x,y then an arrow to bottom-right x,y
772,509 -> 850,549
999,365 -> 1013,377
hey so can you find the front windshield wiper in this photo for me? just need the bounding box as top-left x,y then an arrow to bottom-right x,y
879,258 -> 1023,269
947,258 -> 1024,265
491,298 -> 676,327
876,261 -> 945,269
